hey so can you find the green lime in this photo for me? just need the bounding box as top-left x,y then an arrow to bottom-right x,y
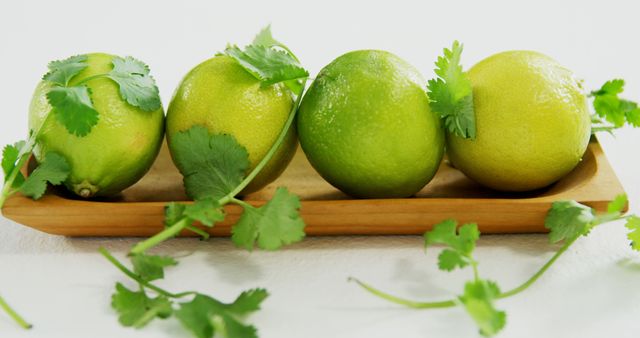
447,51 -> 591,191
297,50 -> 444,198
166,55 -> 297,194
29,53 -> 165,198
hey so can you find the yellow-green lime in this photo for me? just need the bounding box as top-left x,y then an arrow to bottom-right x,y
298,50 -> 444,198
29,53 -> 165,198
166,55 -> 297,194
447,51 -> 591,191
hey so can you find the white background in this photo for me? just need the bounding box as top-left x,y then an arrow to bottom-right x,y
2,0 -> 640,337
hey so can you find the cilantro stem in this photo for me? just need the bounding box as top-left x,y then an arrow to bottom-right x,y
186,225 -> 210,240
0,294 -> 32,329
129,218 -> 191,255
498,237 -> 576,299
99,247 -> 196,299
471,261 -> 480,282
0,142 -> 33,209
75,73 -> 110,86
230,197 -> 251,208
223,80 -> 307,200
0,105 -> 55,209
132,304 -> 162,328
348,277 -> 457,309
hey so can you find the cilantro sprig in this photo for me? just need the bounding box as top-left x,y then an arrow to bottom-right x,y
224,25 -> 308,96
351,195 -> 637,336
100,249 -> 267,337
590,79 -> 640,134
127,26 -> 308,256
427,41 -> 476,139
102,26 -> 307,338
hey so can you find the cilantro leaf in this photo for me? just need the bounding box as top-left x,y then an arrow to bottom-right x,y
607,194 -> 628,213
175,294 -> 259,338
2,141 -> 27,188
459,280 -> 506,337
437,249 -> 469,271
231,187 -> 306,251
544,200 -> 596,243
47,85 -> 99,137
226,288 -> 269,315
2,142 -> 21,178
183,198 -> 226,227
164,202 -> 187,227
107,56 -> 161,112
591,79 -> 640,131
625,216 -> 640,251
111,283 -> 173,328
424,220 -> 479,271
131,254 -> 178,282
224,44 -> 308,94
170,126 -> 250,200
19,152 -> 70,199
42,55 -> 88,86
249,25 -> 306,95
427,41 -> 476,139
252,25 -> 281,48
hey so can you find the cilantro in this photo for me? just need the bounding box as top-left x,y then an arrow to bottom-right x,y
19,152 -> 70,200
41,54 -> 161,137
1,137 -> 67,206
252,25 -> 282,48
625,216 -> 640,251
424,220 -> 479,271
226,289 -> 269,315
231,187 -> 305,251
352,195 -> 637,336
427,41 -> 476,139
0,294 -> 32,330
170,126 -> 250,201
544,200 -> 596,243
100,248 -> 266,338
112,283 -> 173,328
131,254 -> 178,282
590,79 -> 640,133
608,194 -> 628,213
107,56 -> 162,112
42,55 -> 88,86
176,292 -> 266,338
2,142 -> 26,188
224,44 -> 308,94
47,86 -> 99,137
164,202 -> 187,227
2,142 -> 22,178
460,280 -> 506,337
223,25 -> 308,96
182,198 -> 226,227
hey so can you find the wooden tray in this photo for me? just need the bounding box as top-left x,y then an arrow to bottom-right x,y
1,138 -> 627,237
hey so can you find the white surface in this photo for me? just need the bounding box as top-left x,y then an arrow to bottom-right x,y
1,0 -> 640,337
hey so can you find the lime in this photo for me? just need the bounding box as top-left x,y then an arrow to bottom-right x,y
297,50 -> 444,198
447,51 -> 591,191
166,55 -> 297,194
29,53 -> 165,198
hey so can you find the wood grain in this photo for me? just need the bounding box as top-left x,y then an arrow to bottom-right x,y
1,138 -> 627,237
